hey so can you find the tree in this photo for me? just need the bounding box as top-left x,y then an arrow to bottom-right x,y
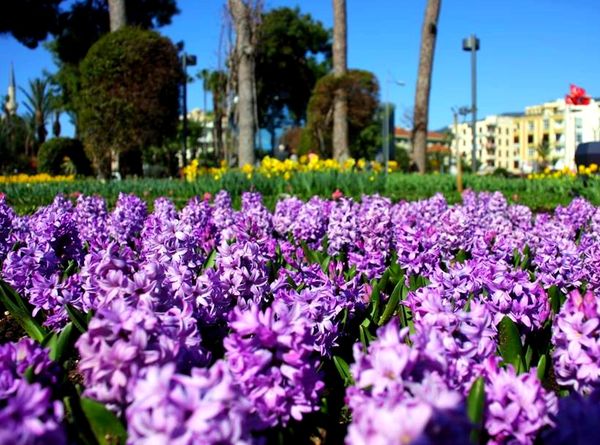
228,0 -> 260,167
2,0 -> 177,53
332,0 -> 349,162
48,0 -> 179,132
0,0 -> 61,48
19,77 -> 55,151
77,28 -> 182,178
199,70 -> 228,161
412,0 -> 441,174
255,7 -> 332,152
108,0 -> 127,31
535,140 -> 555,171
305,69 -> 379,159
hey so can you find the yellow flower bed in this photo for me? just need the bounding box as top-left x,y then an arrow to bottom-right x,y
182,154 -> 398,182
0,173 -> 75,184
527,164 -> 597,180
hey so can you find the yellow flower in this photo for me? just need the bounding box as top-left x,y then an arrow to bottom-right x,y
0,173 -> 74,184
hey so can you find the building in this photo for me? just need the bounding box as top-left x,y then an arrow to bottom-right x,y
515,99 -> 600,172
395,127 -> 450,151
187,108 -> 215,155
3,63 -> 17,118
451,115 -> 519,173
448,97 -> 600,174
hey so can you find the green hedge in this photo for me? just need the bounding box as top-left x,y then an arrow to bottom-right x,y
37,138 -> 92,176
1,172 -> 599,214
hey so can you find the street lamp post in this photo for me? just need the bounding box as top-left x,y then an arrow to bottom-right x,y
383,79 -> 405,175
462,34 -> 480,172
180,51 -> 197,168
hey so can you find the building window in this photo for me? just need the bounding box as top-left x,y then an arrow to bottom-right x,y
528,148 -> 535,157
575,117 -> 583,128
514,136 -> 519,144
543,119 -> 549,130
528,135 -> 534,144
528,121 -> 534,131
576,132 -> 583,143
514,160 -> 519,169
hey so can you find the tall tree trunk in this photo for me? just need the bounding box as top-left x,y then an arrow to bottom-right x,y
412,0 -> 441,174
107,0 -> 127,178
229,0 -> 256,167
212,92 -> 223,161
332,0 -> 349,162
108,0 -> 127,31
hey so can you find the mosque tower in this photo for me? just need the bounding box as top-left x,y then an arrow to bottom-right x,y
5,63 -> 17,117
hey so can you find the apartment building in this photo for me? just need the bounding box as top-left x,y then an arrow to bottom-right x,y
448,98 -> 600,173
516,99 -> 600,172
451,115 -> 519,172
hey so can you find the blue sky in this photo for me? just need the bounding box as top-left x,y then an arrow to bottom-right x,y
1,0 -> 599,135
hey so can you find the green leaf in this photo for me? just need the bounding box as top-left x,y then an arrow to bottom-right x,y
50,323 -> 75,364
548,286 -> 563,314
536,354 -> 548,381
497,316 -> 525,372
333,355 -> 353,386
455,249 -> 468,263
202,249 -> 217,270
80,398 -> 127,445
62,259 -> 78,280
378,280 -> 403,326
66,304 -> 89,334
467,377 -> 486,445
300,241 -> 320,265
0,280 -> 47,343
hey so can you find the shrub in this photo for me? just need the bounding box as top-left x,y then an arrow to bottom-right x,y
37,137 -> 92,176
77,27 -> 183,178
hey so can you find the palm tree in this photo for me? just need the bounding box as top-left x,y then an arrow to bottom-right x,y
108,0 -> 127,31
412,0 -> 442,174
535,140 -> 554,171
228,0 -> 257,167
206,70 -> 227,161
20,77 -> 53,151
332,0 -> 349,161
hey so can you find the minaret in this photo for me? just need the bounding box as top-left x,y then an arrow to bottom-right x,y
5,63 -> 17,117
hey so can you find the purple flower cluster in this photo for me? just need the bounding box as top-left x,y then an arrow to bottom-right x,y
0,339 -> 65,444
484,359 -> 557,445
2,195 -> 84,328
2,189 -> 600,444
127,362 -> 254,445
0,195 -> 16,262
109,193 -> 147,247
346,321 -> 471,444
224,300 -> 324,427
77,298 -> 207,410
552,289 -> 600,393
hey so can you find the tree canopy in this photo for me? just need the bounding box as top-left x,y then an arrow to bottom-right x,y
255,7 -> 331,145
304,69 -> 380,159
1,0 -> 61,48
1,0 -> 178,54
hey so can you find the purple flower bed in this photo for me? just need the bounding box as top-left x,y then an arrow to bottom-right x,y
0,190 -> 599,444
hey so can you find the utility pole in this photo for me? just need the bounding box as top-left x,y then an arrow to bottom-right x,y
452,107 -> 464,193
462,34 -> 480,172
